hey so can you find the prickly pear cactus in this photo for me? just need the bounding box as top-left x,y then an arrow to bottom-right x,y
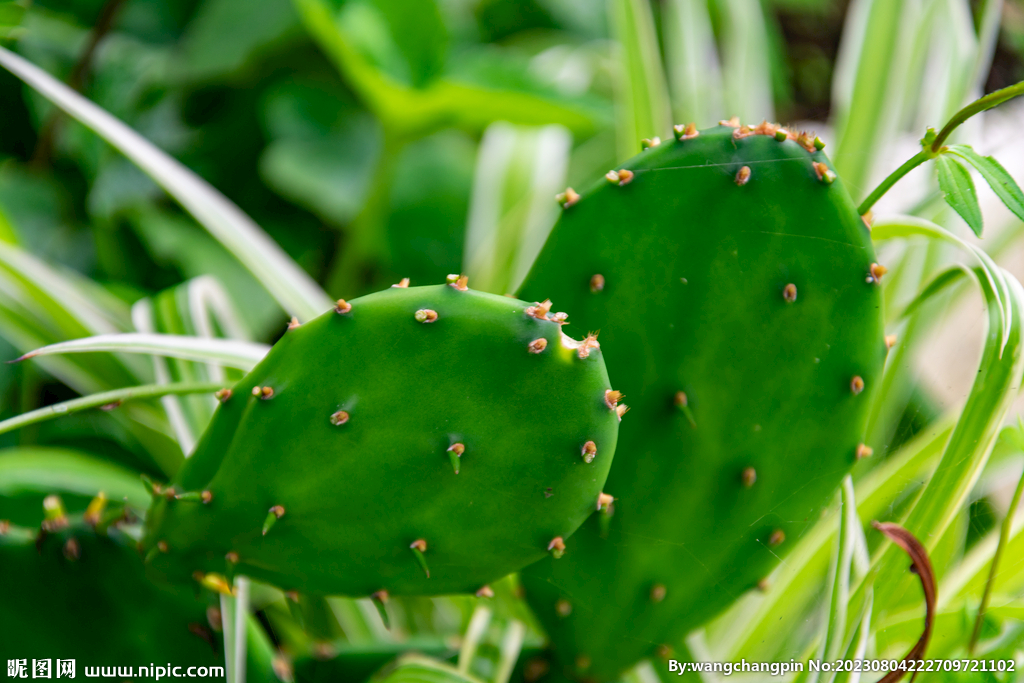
517,122 -> 886,680
142,282 -> 619,597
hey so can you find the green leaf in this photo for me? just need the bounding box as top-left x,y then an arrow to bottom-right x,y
0,46 -> 333,322
0,381 -> 225,439
16,333 -> 269,370
947,145 -> 1024,225
0,447 -> 151,511
936,155 -> 983,236
608,0 -> 673,159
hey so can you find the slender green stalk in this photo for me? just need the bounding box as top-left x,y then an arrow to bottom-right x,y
0,381 -> 224,436
969,443 -> 1024,653
858,79 -> 1024,216
857,151 -> 932,217
932,81 -> 1024,152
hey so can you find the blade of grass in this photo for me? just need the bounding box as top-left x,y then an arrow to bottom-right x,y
0,46 -> 333,322
714,0 -> 775,123
0,381 -> 225,437
608,0 -> 673,159
664,0 -> 723,126
14,333 -> 269,370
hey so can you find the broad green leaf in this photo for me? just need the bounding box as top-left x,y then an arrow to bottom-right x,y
947,145 -> 1024,225
294,0 -> 599,138
0,46 -> 333,322
17,333 -> 269,370
664,0 -> 723,127
936,155 -> 983,236
0,446 -> 150,510
608,0 -> 673,159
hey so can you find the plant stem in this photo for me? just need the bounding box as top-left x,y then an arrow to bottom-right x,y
857,151 -> 932,217
857,79 -> 1024,216
0,381 -> 225,436
932,81 -> 1024,153
968,454 -> 1024,653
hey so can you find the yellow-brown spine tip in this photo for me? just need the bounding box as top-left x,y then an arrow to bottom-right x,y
851,376 -> 865,394
335,299 -> 352,314
741,467 -> 757,487
415,309 -> 438,323
856,443 -> 874,459
783,283 -> 797,303
590,274 -> 605,293
581,441 -> 597,463
768,529 -> 786,547
528,338 -> 548,354
548,536 -> 566,558
735,166 -> 752,186
330,410 -> 350,426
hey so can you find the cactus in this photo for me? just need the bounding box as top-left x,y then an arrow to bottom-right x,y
0,513 -> 223,664
141,283 -> 620,596
516,122 -> 886,680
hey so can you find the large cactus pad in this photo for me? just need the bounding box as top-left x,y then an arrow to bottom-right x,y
517,123 -> 886,680
142,283 -> 619,596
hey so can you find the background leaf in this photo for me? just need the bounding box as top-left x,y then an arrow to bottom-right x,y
936,154 -> 983,236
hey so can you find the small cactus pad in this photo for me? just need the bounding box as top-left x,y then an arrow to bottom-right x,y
142,284 -> 619,596
517,124 -> 885,680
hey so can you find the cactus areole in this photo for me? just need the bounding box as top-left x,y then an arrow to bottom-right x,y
517,123 -> 885,680
142,284 -> 619,596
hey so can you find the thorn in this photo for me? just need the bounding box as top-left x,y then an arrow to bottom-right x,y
392,278 -> 410,288
449,275 -> 469,291
656,645 -> 673,660
528,338 -> 548,354
797,131 -> 817,153
575,655 -> 591,671
84,492 -> 108,526
214,388 -> 232,403
753,120 -> 779,137
550,312 -> 568,324
735,166 -> 752,186
287,317 -> 300,330
742,467 -> 757,487
783,283 -> 797,303
768,529 -> 785,547
225,551 -> 239,564
448,443 -> 464,474
99,400 -> 122,411
719,117 -> 740,128
63,537 -> 80,561
263,505 -> 285,535
856,443 -> 874,459
774,129 -> 789,142
410,539 -> 430,577
415,309 -> 438,323
581,441 -> 597,464
604,389 -> 623,411
650,584 -> 667,603
673,122 -> 699,140
284,590 -> 299,602
140,474 -> 161,497
577,333 -> 599,359
885,334 -> 898,349
525,299 -> 553,320
733,125 -> 755,141
597,492 -> 614,512
556,188 -> 580,208
605,168 -> 634,186
0,519 -> 10,535
813,162 -> 836,184
260,386 -> 274,400
674,392 -> 696,428
640,137 -> 661,150
555,599 -> 572,617
870,263 -> 887,283
616,404 -> 630,420
756,578 -> 770,592
814,136 -> 826,151
861,211 -> 874,231
157,540 -> 169,553
548,536 -> 566,558
41,494 -> 68,532
590,274 -> 605,293
371,590 -> 391,629
850,376 -> 865,395
198,572 -> 234,596
335,299 -> 352,314
475,585 -> 494,598
330,410 -> 350,426
605,170 -> 620,184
